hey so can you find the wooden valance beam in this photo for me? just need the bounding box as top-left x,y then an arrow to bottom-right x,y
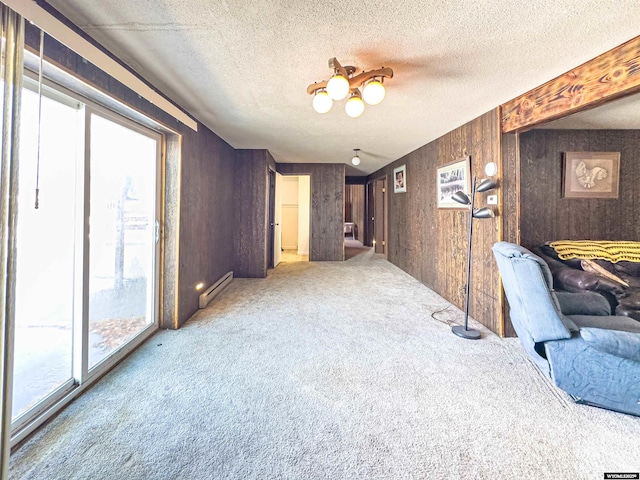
501,35 -> 640,133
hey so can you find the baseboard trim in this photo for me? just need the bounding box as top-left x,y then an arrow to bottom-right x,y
199,271 -> 233,309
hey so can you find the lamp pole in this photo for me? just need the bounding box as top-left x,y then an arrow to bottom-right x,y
452,176 -> 481,340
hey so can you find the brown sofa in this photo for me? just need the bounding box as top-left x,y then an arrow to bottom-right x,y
535,244 -> 640,322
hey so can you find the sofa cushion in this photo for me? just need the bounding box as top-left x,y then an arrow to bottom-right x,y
554,291 -> 611,316
614,261 -> 640,277
580,327 -> 640,362
568,314 -> 640,333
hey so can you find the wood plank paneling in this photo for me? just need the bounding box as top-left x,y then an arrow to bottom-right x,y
277,164 -> 345,261
520,129 -> 640,249
500,131 -> 519,337
25,22 -> 237,328
502,36 -> 640,132
374,179 -> 385,253
368,109 -> 504,335
234,150 -> 269,278
178,128 -> 236,324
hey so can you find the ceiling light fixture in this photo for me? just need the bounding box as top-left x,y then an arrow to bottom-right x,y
362,78 -> 386,105
351,149 -> 361,166
326,74 -> 350,100
345,91 -> 365,118
308,57 -> 393,116
312,89 -> 333,114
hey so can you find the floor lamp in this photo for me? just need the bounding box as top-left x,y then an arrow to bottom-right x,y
451,176 -> 496,340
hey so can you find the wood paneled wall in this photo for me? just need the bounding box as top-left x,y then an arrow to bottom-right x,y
277,164 -> 345,261
519,129 -> 640,249
500,132 -> 519,337
178,128 -> 236,323
25,22 -> 236,328
234,150 -> 271,278
367,109 -> 504,334
345,184 -> 365,241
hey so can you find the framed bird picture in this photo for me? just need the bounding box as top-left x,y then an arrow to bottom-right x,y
562,152 -> 620,199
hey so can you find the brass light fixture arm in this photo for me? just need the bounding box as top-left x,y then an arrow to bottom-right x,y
348,67 -> 393,89
307,59 -> 393,95
328,57 -> 354,78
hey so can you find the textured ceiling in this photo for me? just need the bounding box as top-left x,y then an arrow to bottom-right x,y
45,0 -> 640,175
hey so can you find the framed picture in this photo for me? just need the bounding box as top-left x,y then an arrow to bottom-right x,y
562,152 -> 620,199
437,157 -> 471,208
394,165 -> 406,193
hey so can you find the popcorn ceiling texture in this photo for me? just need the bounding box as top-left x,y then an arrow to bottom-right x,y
10,245 -> 640,479
45,0 -> 640,175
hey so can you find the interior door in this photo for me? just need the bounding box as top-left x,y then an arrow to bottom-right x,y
274,172 -> 283,267
366,181 -> 374,247
267,170 -> 275,268
374,178 -> 385,254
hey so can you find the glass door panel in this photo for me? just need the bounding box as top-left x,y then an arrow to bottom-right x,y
88,113 -> 158,369
12,87 -> 81,421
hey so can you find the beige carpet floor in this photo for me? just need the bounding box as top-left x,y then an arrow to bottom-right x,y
9,241 -> 640,479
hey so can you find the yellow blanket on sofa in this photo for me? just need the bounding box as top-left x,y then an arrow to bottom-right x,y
548,240 -> 640,263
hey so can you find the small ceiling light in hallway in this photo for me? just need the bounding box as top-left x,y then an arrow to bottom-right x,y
351,149 -> 361,165
308,57 -> 393,116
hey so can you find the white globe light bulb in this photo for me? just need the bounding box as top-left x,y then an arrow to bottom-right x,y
326,74 -> 350,100
345,94 -> 365,118
351,155 -> 361,166
312,90 -> 333,113
362,79 -> 386,105
484,162 -> 498,177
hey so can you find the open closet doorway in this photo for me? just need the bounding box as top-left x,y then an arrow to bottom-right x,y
277,175 -> 310,264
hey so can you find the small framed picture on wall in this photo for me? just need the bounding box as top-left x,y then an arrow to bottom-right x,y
562,151 -> 620,199
437,157 -> 471,208
394,165 -> 406,193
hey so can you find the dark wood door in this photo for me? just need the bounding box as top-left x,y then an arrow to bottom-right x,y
267,170 -> 275,268
374,178 -> 385,254
366,181 -> 374,247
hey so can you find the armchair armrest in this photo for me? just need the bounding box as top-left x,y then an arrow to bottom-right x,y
580,327 -> 640,362
554,291 -> 611,316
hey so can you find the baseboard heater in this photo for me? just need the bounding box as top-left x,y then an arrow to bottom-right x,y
199,271 -> 233,309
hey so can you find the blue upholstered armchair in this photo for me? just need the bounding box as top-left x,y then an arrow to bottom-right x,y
493,242 -> 640,416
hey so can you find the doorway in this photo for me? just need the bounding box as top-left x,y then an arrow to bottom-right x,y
276,175 -> 310,264
373,177 -> 387,256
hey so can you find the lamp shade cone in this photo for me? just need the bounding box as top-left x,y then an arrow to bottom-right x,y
451,191 -> 471,205
473,207 -> 494,219
476,178 -> 497,193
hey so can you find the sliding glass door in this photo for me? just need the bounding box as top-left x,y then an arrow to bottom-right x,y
10,74 -> 161,432
12,83 -> 81,422
87,112 -> 160,370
